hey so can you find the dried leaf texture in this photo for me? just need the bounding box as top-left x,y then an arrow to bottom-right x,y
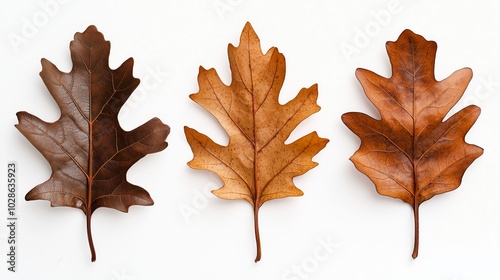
185,22 -> 328,262
16,25 -> 170,262
342,30 -> 483,258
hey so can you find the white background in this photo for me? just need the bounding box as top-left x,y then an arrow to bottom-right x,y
1,0 -> 500,279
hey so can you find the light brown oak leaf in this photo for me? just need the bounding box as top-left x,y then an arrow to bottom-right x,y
184,22 -> 329,262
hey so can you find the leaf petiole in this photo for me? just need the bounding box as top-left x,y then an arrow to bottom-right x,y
87,213 -> 96,262
254,206 -> 261,262
412,202 -> 419,259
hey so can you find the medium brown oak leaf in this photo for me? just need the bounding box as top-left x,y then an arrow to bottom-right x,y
184,22 -> 328,262
15,25 -> 169,262
342,29 -> 483,258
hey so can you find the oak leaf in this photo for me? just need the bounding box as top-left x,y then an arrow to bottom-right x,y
16,25 -> 169,262
342,29 -> 483,258
184,22 -> 328,262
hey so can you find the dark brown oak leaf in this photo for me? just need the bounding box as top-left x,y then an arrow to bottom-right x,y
16,25 -> 169,262
184,22 -> 329,262
342,29 -> 483,258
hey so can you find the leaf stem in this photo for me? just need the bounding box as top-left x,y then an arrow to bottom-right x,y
412,202 -> 419,259
254,206 -> 261,262
87,213 -> 96,262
